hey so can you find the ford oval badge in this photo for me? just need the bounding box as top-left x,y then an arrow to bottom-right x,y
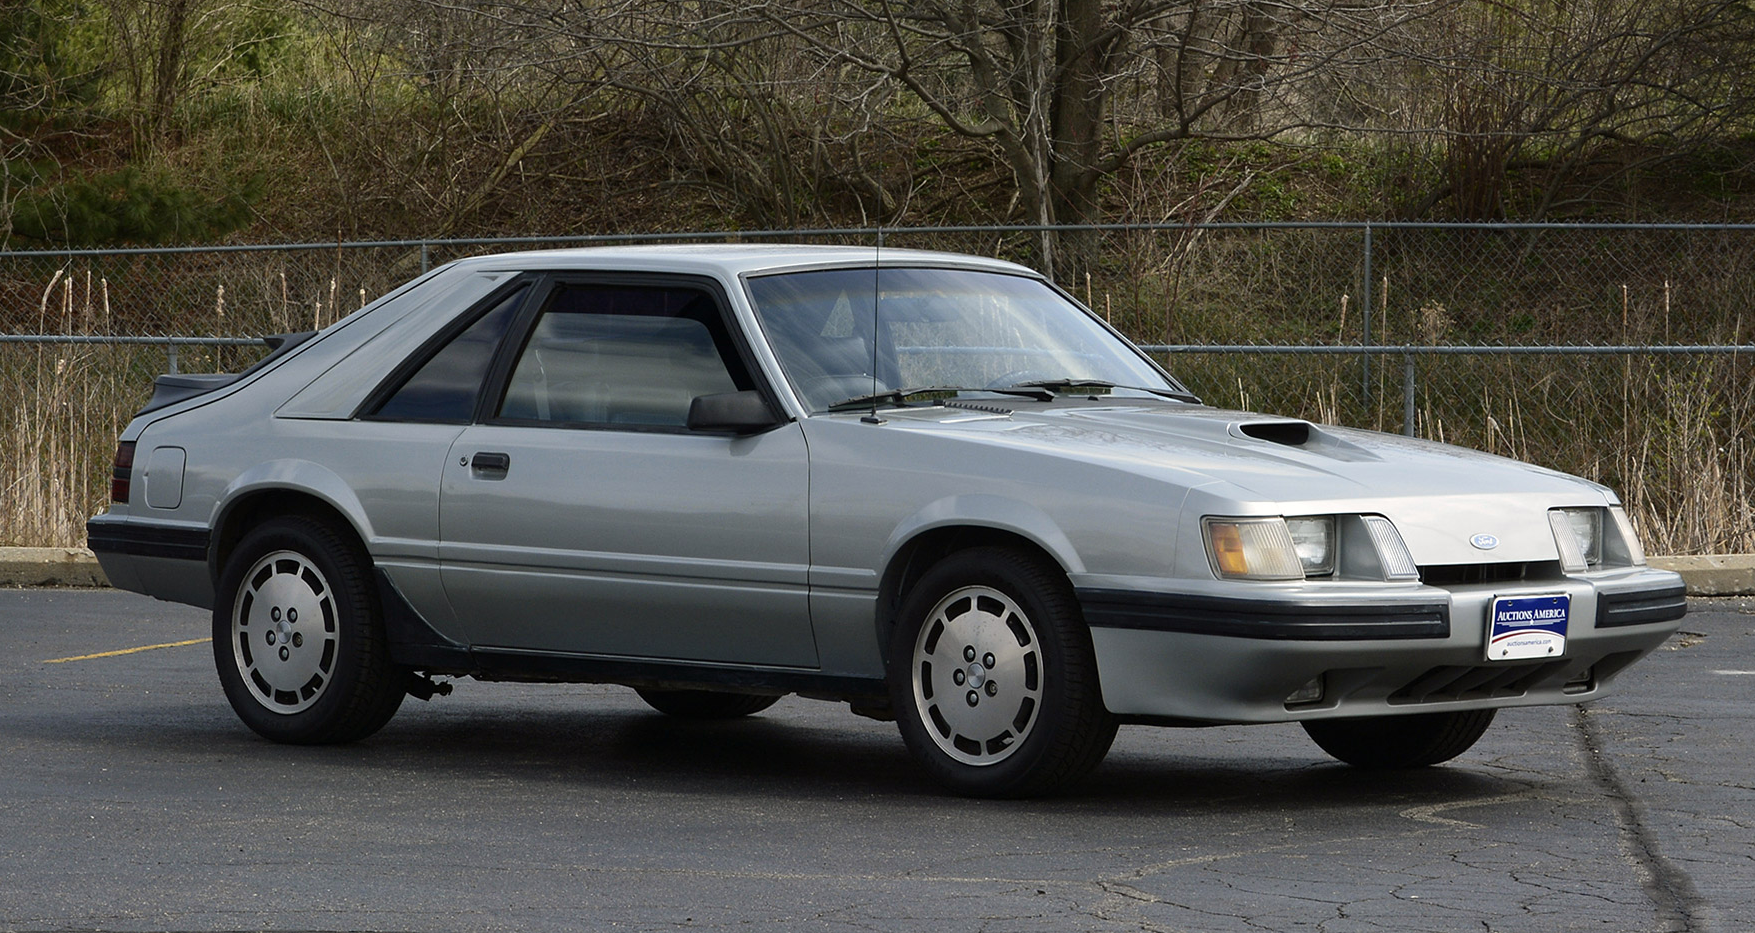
1471,533 -> 1499,550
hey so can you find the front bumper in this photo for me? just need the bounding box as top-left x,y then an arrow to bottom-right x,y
1078,567 -> 1687,723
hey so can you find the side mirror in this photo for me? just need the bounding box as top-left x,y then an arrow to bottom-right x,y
686,390 -> 782,435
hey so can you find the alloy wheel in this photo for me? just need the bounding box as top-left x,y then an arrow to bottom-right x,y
230,549 -> 340,714
910,584 -> 1044,766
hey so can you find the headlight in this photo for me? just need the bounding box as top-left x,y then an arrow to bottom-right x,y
1204,514 -> 1411,582
1285,516 -> 1335,577
1203,517 -> 1304,580
1550,507 -> 1604,571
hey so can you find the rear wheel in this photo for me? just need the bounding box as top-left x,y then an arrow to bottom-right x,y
214,516 -> 404,744
889,547 -> 1116,798
635,689 -> 781,719
1302,709 -> 1497,769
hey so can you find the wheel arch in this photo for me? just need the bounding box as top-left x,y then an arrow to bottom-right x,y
210,462 -> 375,584
874,498 -> 1085,658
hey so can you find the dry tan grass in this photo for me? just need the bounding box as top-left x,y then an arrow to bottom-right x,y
1175,351 -> 1754,555
2,273 -> 150,548
6,341 -> 1747,555
5,234 -> 1752,556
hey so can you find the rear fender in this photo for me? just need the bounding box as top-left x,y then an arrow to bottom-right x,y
211,459 -> 376,577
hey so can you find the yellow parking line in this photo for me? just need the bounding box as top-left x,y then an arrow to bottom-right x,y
43,637 -> 210,664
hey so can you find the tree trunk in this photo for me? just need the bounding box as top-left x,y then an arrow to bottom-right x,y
149,0 -> 191,147
1047,0 -> 1106,280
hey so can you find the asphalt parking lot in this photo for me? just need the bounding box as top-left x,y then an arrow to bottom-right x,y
2,589 -> 1750,933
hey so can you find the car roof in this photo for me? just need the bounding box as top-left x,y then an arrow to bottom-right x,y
435,244 -> 1045,280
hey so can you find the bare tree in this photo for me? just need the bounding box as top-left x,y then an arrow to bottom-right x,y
289,0 -> 1755,244
99,0 -> 207,151
1,1 -> 101,244
1395,0 -> 1755,219
422,0 -> 922,228
733,0 -> 1466,272
376,1 -> 1459,270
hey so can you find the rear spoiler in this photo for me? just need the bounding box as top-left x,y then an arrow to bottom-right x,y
136,331 -> 316,416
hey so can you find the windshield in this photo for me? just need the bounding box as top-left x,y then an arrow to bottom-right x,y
744,267 -> 1183,412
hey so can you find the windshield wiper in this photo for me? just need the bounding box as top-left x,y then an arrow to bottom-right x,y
827,386 -> 964,412
1008,378 -> 1201,403
827,384 -> 1054,412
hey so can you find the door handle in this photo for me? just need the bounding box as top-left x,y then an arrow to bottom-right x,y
470,451 -> 511,476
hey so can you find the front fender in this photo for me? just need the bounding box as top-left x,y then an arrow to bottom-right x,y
880,493 -> 1086,577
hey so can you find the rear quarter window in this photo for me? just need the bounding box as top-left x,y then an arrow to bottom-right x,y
367,286 -> 527,423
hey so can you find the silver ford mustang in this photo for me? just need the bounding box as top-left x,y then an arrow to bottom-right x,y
89,245 -> 1687,796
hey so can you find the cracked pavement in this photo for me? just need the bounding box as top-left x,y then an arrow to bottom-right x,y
2,590 -> 1749,932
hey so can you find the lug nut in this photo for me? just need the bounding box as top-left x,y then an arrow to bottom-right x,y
985,681 -> 998,697
288,608 -> 298,623
266,631 -> 277,646
966,690 -> 980,707
271,607 -> 281,622
983,653 -> 996,668
963,646 -> 976,662
291,633 -> 303,648
953,669 -> 966,686
278,646 -> 290,662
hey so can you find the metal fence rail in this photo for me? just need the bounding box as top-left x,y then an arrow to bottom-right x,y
8,221 -> 1755,337
1142,344 -> 1754,437
10,333 -> 1747,435
3,224 -> 1753,554
0,334 -> 261,374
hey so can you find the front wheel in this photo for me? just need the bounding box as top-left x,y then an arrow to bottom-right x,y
889,548 -> 1116,798
1302,709 -> 1497,769
213,516 -> 405,744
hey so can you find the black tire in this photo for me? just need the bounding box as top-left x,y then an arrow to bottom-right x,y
1302,709 -> 1497,769
889,547 -> 1117,798
213,515 -> 405,744
635,688 -> 781,719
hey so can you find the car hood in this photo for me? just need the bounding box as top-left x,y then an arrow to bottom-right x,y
879,401 -> 1609,564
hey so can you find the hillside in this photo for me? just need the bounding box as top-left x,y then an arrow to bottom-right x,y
4,1 -> 1753,254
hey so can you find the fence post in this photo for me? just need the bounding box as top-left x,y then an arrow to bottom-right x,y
421,241 -> 431,274
1402,352 -> 1416,436
1361,223 -> 1373,407
167,341 -> 179,375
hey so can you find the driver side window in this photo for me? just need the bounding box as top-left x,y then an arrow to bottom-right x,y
497,283 -> 751,428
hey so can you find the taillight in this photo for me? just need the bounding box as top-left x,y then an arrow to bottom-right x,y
110,441 -> 136,503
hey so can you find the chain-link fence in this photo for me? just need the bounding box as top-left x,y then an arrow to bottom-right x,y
4,224 -> 1752,553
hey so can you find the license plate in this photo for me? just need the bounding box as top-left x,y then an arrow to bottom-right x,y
1487,594 -> 1570,662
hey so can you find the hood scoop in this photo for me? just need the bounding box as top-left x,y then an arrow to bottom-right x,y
1237,420 -> 1311,446
1225,418 -> 1381,461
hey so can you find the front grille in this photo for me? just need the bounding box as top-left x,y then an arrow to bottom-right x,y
1389,660 -> 1568,703
1419,562 -> 1528,586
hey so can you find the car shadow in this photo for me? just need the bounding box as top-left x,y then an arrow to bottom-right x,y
16,693 -> 1539,815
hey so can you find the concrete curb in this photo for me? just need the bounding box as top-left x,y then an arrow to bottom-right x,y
0,548 -> 112,588
4,546 -> 1753,596
1647,555 -> 1755,597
